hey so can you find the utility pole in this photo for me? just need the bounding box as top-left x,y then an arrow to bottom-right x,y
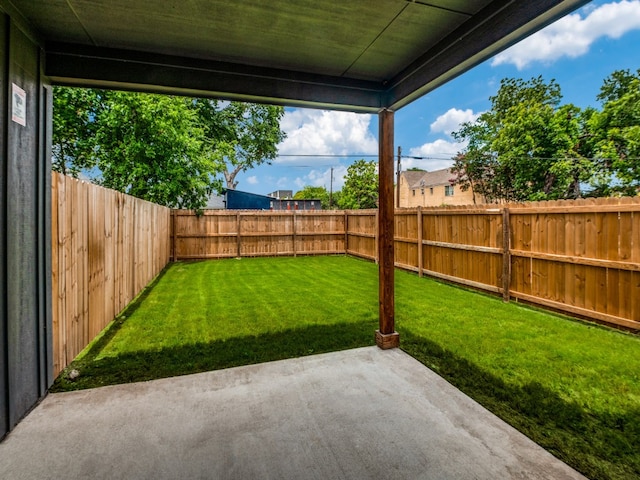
396,146 -> 402,208
329,166 -> 334,209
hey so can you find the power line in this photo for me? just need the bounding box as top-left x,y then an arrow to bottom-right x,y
276,154 -> 378,158
275,153 -> 640,162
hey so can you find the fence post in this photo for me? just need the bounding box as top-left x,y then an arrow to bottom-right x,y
374,210 -> 379,264
236,212 -> 241,258
344,211 -> 348,255
171,210 -> 177,262
293,211 -> 297,257
502,207 -> 511,302
417,206 -> 423,277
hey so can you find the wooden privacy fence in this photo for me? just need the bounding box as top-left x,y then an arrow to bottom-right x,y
171,210 -> 347,259
174,198 -> 640,330
392,198 -> 640,331
172,209 -> 382,262
51,173 -> 171,376
52,187 -> 638,376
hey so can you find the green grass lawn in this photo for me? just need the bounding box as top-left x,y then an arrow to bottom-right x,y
52,255 -> 640,480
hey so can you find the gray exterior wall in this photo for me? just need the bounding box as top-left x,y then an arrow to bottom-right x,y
0,10 -> 53,439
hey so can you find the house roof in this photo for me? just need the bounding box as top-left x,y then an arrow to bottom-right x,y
405,168 -> 455,189
401,171 -> 428,188
3,0 -> 590,112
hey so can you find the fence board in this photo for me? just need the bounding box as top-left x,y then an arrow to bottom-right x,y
51,173 -> 171,376
52,191 -> 640,377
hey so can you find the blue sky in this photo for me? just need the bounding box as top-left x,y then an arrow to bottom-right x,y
234,0 -> 640,196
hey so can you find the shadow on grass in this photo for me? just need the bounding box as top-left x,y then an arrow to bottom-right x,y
51,321 -> 375,392
400,330 -> 640,480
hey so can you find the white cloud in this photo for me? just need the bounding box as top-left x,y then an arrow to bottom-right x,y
430,108 -> 480,135
492,1 -> 640,69
246,175 -> 259,185
404,107 -> 480,171
277,109 -> 377,164
407,139 -> 465,171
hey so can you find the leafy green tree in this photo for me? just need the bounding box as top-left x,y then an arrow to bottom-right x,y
195,100 -> 286,190
53,88 -> 287,209
94,91 -> 222,209
452,76 -> 591,201
52,87 -> 101,176
587,69 -> 640,195
597,68 -> 640,104
338,159 -> 378,209
294,186 -> 331,209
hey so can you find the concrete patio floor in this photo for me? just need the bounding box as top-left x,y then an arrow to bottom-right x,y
0,347 -> 585,480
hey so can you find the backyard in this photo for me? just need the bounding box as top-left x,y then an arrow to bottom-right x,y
52,255 -> 640,480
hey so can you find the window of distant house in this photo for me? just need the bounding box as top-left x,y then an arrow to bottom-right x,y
445,185 -> 454,196
430,187 -> 433,195
412,189 -> 415,196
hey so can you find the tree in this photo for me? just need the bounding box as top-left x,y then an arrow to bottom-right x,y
53,88 -> 288,210
93,91 -> 222,209
52,87 -> 101,176
338,159 -> 378,209
294,186 -> 331,209
587,69 -> 640,195
597,68 -> 640,104
451,76 -> 592,202
195,100 -> 286,190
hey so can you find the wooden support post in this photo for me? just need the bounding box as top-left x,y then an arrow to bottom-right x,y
376,109 -> 399,349
417,206 -> 423,277
502,207 -> 511,302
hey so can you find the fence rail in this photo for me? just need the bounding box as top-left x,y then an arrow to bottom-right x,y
174,198 -> 640,331
51,173 -> 171,376
172,210 -> 348,260
52,186 -> 639,376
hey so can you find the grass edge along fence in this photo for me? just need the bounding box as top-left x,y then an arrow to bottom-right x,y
52,172 -> 171,376
173,198 -> 640,332
52,173 -> 638,377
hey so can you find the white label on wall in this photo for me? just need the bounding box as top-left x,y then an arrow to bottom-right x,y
12,83 -> 27,126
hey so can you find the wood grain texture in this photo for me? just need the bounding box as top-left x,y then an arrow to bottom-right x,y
52,185 -> 640,376
51,173 -> 170,376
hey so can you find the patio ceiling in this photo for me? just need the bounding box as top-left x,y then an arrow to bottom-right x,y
6,0 -> 589,112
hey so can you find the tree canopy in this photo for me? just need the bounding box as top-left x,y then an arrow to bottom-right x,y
293,186 -> 333,209
451,76 -> 592,202
52,87 -> 101,177
338,159 -> 378,209
94,91 -> 221,209
587,69 -> 640,196
194,100 -> 286,190
52,88 -> 285,210
451,71 -> 640,202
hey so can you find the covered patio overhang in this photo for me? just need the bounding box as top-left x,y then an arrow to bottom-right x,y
20,1 -> 587,113
0,0 -> 590,437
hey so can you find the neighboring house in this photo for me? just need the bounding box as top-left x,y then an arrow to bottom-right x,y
268,190 -> 293,200
205,193 -> 226,209
225,189 -> 321,210
396,168 -> 481,207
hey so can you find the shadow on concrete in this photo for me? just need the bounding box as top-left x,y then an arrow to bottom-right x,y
51,321 -> 376,392
2,347 -> 587,480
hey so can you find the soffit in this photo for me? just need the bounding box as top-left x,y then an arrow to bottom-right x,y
3,0 -> 590,111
